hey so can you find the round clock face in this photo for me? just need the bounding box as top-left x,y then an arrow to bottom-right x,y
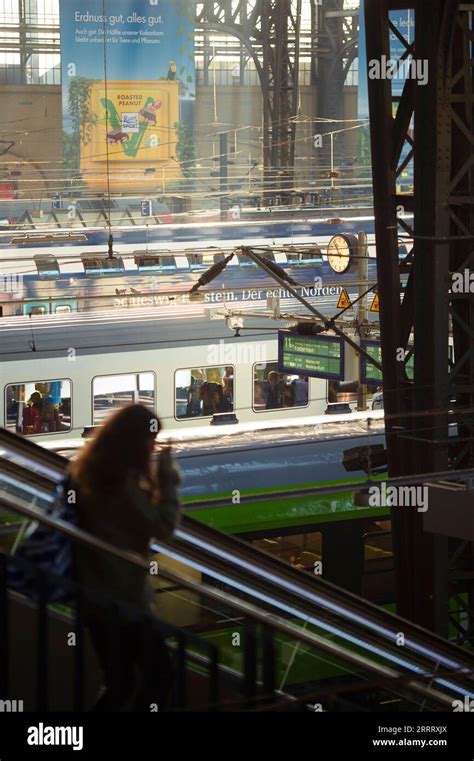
327,234 -> 352,274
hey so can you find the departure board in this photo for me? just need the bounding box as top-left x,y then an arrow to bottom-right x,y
361,340 -> 414,384
278,331 -> 344,380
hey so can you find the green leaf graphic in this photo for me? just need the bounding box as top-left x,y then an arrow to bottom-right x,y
100,97 -> 155,158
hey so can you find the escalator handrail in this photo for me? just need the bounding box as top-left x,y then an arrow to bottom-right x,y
1,490 -> 454,707
2,429 -> 474,694
176,519 -> 474,674
161,527 -> 474,697
2,433 -> 474,684
4,462 -> 470,699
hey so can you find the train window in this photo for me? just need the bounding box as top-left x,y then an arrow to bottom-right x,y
159,256 -> 176,270
175,366 -> 234,419
287,246 -> 323,266
252,532 -> 322,571
34,255 -> 60,278
135,255 -> 162,271
189,253 -> 204,270
253,362 -> 309,411
92,372 -> 155,424
237,253 -> 256,267
54,305 -> 72,314
5,380 -> 72,436
25,304 -> 48,316
81,255 -> 125,275
134,254 -> 176,272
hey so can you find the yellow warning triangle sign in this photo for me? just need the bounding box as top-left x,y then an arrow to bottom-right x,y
370,292 -> 380,313
336,288 -> 352,310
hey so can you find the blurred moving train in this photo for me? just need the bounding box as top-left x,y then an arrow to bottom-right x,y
0,211 -> 409,253
0,213 -> 412,316
0,196 -> 373,230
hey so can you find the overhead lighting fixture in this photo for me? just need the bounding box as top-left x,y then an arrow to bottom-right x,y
12,232 -> 88,245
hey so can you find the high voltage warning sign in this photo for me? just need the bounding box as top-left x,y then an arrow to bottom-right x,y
337,288 -> 352,310
370,292 -> 380,313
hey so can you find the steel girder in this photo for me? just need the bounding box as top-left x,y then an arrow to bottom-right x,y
316,0 -> 358,168
196,0 -> 302,192
261,0 -> 302,189
365,0 -> 474,639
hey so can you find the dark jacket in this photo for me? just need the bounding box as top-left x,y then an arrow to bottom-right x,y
73,471 -> 181,618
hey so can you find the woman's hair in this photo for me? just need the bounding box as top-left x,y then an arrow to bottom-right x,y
70,404 -> 160,496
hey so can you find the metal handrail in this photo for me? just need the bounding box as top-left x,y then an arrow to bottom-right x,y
2,430 -> 474,704
3,444 -> 474,684
3,442 -> 474,680
0,490 -> 459,709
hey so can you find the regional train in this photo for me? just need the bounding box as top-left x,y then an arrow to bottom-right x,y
0,309 -> 381,442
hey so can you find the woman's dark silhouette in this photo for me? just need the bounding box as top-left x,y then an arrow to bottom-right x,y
69,404 -> 181,711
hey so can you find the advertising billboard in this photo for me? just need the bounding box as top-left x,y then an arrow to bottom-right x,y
60,0 -> 195,192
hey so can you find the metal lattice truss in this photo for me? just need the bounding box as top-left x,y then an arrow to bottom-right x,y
317,0 -> 358,119
197,0 -> 303,186
366,0 -> 474,641
197,1 -> 359,184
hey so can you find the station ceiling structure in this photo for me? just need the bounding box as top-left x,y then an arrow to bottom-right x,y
197,0 -> 358,189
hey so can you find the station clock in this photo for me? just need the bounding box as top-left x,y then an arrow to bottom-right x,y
327,233 -> 359,274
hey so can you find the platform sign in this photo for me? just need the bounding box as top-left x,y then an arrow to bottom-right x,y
360,339 -> 414,384
370,292 -> 379,313
337,288 -> 352,310
278,330 -> 344,380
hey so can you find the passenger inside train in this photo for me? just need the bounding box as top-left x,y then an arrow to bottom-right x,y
7,381 -> 71,435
